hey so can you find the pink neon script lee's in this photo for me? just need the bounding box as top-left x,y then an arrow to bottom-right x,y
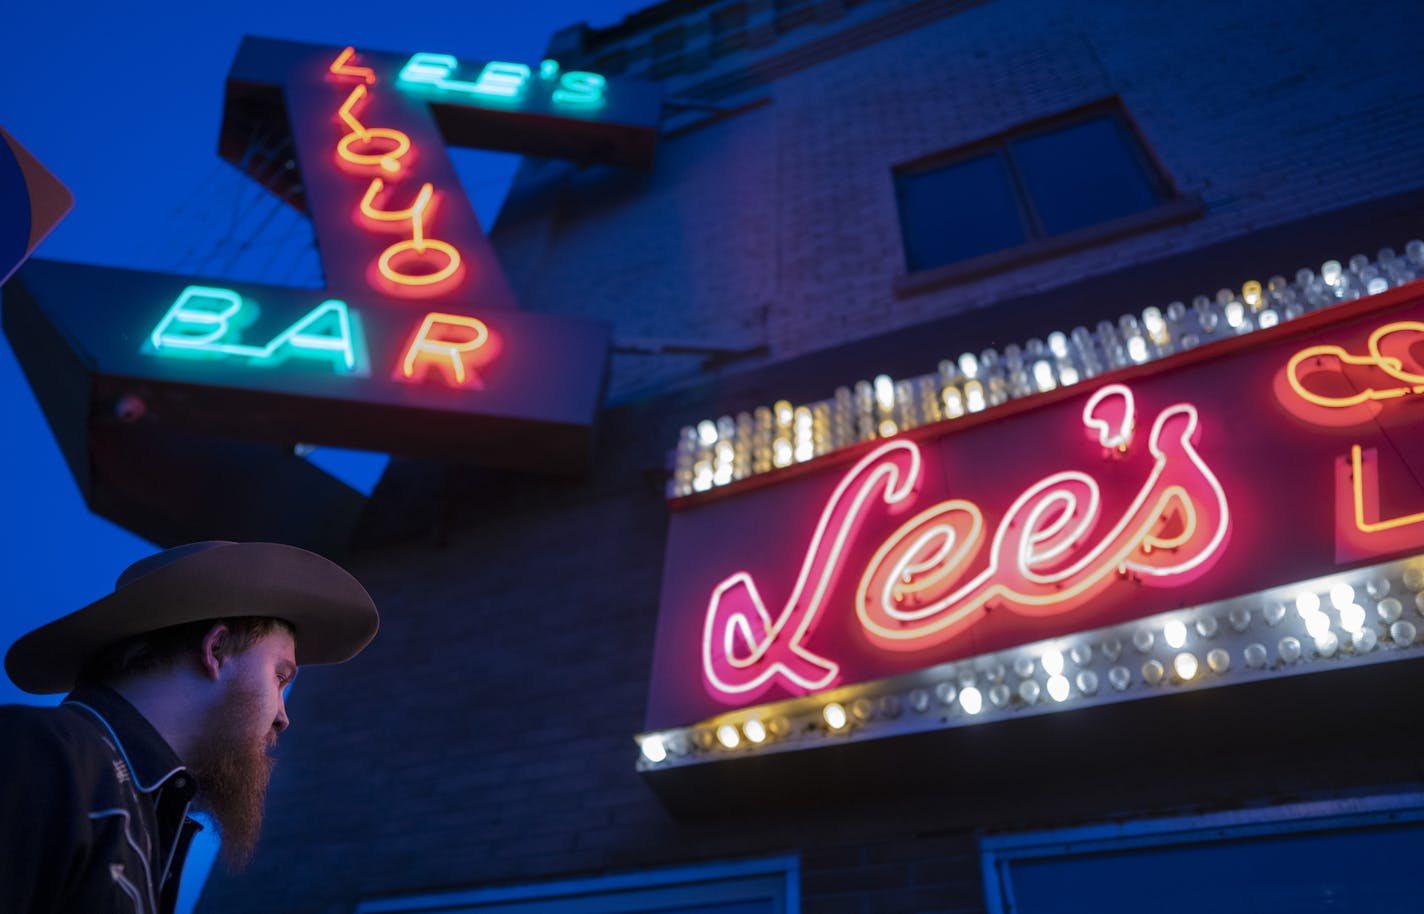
700,384 -> 1233,703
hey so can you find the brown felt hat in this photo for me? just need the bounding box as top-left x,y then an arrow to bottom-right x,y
5,541 -> 379,695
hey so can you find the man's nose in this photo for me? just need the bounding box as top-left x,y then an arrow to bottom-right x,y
274,703 -> 290,733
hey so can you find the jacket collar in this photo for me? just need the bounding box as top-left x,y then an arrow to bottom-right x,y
62,685 -> 189,794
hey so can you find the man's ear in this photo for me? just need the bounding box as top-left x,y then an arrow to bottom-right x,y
199,623 -> 231,680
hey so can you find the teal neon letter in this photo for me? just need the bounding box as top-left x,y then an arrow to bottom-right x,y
397,52 -> 460,90
259,300 -> 361,373
150,286 -> 255,354
470,61 -> 531,99
553,72 -> 607,108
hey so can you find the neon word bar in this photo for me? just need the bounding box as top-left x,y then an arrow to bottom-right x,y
397,53 -> 606,109
144,285 -> 495,388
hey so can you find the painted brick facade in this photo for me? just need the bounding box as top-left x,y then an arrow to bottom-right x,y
198,1 -> 1424,911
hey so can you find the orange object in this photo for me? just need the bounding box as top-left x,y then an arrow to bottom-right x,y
328,46 -> 376,84
400,313 -> 490,385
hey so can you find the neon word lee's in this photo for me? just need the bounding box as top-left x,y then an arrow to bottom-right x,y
1277,320 -> 1424,540
701,384 -> 1232,702
146,285 -> 491,388
397,53 -> 606,109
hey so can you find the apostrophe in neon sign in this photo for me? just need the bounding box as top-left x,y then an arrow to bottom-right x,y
701,384 -> 1232,701
397,52 -> 607,110
147,286 -> 367,374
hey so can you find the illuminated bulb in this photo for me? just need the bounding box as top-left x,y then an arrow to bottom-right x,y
1173,652 -> 1198,681
1321,259 -> 1342,286
1143,306 -> 1167,342
774,400 -> 793,426
1048,331 -> 1069,357
1241,280 -> 1262,307
965,381 -> 986,412
878,420 -> 898,438
1352,628 -> 1377,653
822,702 -> 847,730
1030,360 -> 1055,391
640,734 -> 667,763
1041,649 -> 1064,677
1127,335 -> 1149,363
942,387 -> 965,418
743,719 -> 767,744
697,420 -> 717,445
1059,364 -> 1080,386
716,723 -> 740,749
1047,674 -> 1070,702
1315,631 -> 1339,657
1339,603 -> 1366,633
1329,583 -> 1355,610
773,439 -> 792,467
1367,277 -> 1389,295
958,352 -> 979,379
959,686 -> 983,715
1164,620 -> 1187,649
1259,310 -> 1279,328
1296,592 -> 1320,616
1225,301 -> 1245,329
1304,611 -> 1332,640
873,375 -> 895,412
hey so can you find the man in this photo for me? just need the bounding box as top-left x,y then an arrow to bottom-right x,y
0,541 -> 379,914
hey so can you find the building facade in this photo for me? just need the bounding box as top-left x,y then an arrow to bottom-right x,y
197,1 -> 1424,911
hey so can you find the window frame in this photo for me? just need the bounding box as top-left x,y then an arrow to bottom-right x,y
980,792 -> 1424,914
354,855 -> 799,914
892,98 -> 1202,297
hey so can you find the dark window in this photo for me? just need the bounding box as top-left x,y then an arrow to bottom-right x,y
711,3 -> 750,56
895,104 -> 1172,273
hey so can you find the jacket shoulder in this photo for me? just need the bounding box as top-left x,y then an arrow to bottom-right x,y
0,702 -> 120,773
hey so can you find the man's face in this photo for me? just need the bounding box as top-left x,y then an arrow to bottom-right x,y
187,626 -> 297,871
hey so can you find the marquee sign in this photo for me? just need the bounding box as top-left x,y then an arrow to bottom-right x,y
4,38 -> 661,549
645,282 -> 1424,744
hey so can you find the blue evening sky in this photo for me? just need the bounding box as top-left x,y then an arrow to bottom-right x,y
2,3 -> 650,908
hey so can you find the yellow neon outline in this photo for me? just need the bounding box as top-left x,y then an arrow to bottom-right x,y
400,312 -> 489,385
1285,321 -> 1424,411
378,238 -> 461,287
1352,444 -> 1424,533
329,46 -> 376,84
336,85 -> 410,174
854,388 -> 1231,645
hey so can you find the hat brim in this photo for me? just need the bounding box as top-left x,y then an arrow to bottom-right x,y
5,542 -> 379,694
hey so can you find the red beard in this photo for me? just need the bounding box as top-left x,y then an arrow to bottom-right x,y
185,681 -> 276,871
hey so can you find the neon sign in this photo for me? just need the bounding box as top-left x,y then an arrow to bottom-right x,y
649,284 -> 1424,730
702,385 -> 1231,700
1277,318 -> 1424,555
147,285 -> 364,374
397,53 -> 607,109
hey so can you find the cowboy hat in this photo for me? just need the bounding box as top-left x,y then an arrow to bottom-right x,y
4,541 -> 379,695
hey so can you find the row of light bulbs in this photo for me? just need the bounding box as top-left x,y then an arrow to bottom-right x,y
636,558 -> 1424,767
669,241 -> 1424,497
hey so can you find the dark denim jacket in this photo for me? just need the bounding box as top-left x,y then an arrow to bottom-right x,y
0,686 -> 202,914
